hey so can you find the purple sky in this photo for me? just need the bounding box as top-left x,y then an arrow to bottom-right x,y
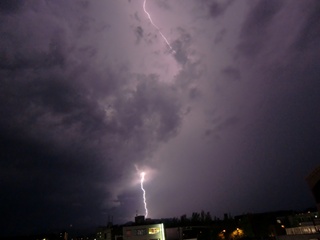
1,0 -> 320,236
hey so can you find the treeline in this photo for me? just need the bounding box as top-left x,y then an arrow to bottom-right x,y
162,210 -> 228,227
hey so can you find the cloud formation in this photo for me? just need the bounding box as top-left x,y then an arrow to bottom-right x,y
1,0 -> 320,236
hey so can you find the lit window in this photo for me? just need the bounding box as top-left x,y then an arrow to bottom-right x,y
149,228 -> 160,234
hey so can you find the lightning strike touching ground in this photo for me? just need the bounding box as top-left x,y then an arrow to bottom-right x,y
143,0 -> 176,54
140,172 -> 148,218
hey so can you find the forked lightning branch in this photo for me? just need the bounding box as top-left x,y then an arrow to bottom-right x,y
140,172 -> 148,218
143,0 -> 176,54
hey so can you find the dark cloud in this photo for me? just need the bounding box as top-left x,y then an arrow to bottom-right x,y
221,66 -> 241,81
240,0 -> 283,36
209,0 -> 234,18
237,0 -> 283,57
188,87 -> 200,100
173,28 -> 192,65
293,1 -> 320,51
134,26 -> 144,44
0,58 -> 182,230
205,116 -> 239,138
0,0 -> 23,13
0,35 -> 66,71
196,0 -> 235,19
173,41 -> 188,65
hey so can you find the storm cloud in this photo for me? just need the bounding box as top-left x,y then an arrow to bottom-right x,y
0,0 -> 319,236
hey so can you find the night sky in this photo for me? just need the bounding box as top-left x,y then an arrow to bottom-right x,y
1,0 -> 320,236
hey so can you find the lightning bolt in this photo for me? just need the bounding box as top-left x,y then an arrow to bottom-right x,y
143,0 -> 176,54
140,172 -> 148,218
